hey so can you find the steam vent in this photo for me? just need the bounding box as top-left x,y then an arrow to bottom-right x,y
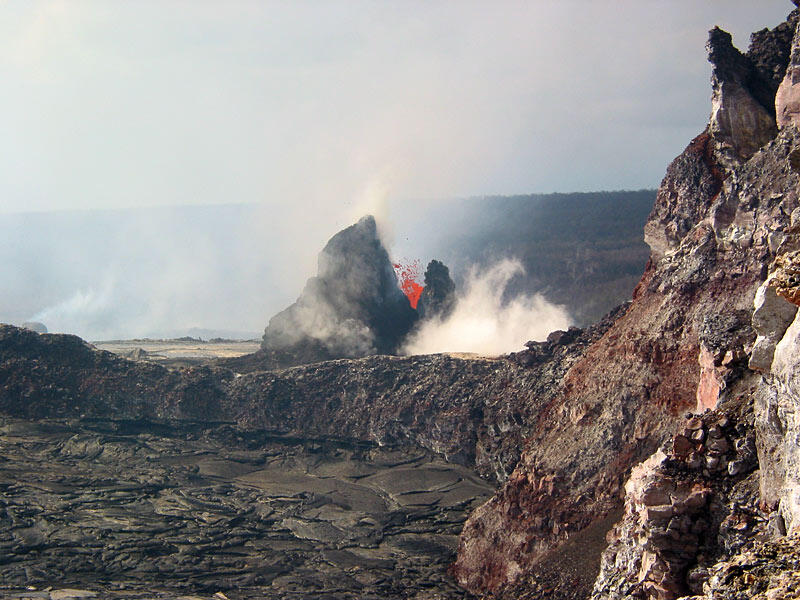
258,215 -> 417,367
4,5 -> 800,600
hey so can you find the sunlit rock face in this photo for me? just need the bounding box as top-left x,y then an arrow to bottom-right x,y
776,11 -> 800,129
707,27 -> 778,166
754,215 -> 800,535
749,280 -> 797,373
260,215 -> 417,366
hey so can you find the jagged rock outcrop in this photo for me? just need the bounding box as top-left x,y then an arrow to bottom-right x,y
592,397 -> 762,599
416,259 -> 456,321
453,12 -> 800,599
776,9 -> 800,129
646,13 -> 796,261
707,27 -> 778,166
252,215 -> 416,369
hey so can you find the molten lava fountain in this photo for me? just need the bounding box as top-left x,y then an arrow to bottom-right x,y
393,259 -> 423,309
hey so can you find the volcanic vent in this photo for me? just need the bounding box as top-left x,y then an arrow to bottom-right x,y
226,215 -> 418,370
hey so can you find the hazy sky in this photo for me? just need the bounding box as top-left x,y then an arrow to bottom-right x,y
0,1 -> 793,221
0,1 -> 796,339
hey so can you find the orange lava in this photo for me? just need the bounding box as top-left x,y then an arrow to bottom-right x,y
393,260 -> 424,309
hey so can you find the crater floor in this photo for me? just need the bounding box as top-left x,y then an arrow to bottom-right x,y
0,417 -> 493,599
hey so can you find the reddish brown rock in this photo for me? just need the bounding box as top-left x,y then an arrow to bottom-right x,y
673,435 -> 695,458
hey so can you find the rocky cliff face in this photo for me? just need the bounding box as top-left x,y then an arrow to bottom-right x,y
753,217 -> 800,537
453,10 -> 800,599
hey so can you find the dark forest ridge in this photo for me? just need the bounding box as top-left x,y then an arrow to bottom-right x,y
404,190 -> 655,325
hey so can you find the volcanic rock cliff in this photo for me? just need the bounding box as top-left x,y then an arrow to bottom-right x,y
451,8 -> 800,600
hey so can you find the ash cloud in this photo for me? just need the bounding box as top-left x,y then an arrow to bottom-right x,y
403,259 -> 571,356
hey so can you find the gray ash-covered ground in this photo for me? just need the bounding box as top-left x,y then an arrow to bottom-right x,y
0,417 -> 492,599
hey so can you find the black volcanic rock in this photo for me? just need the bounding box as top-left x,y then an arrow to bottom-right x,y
417,259 -> 456,321
0,417 -> 493,600
746,9 -> 798,93
258,215 -> 417,367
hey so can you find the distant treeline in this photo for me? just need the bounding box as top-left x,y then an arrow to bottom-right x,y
420,190 -> 656,326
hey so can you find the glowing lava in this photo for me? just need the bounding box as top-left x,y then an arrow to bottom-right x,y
393,260 -> 424,309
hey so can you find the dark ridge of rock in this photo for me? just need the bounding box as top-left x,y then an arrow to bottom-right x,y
0,325 -> 233,423
257,216 -> 417,367
0,308 -> 617,484
225,309 -> 619,484
416,259 -> 456,321
746,9 -> 798,93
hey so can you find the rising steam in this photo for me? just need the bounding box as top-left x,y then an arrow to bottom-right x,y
402,259 -> 571,356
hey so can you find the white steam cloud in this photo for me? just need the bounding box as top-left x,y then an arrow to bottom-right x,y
33,280 -> 116,332
403,259 -> 571,356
